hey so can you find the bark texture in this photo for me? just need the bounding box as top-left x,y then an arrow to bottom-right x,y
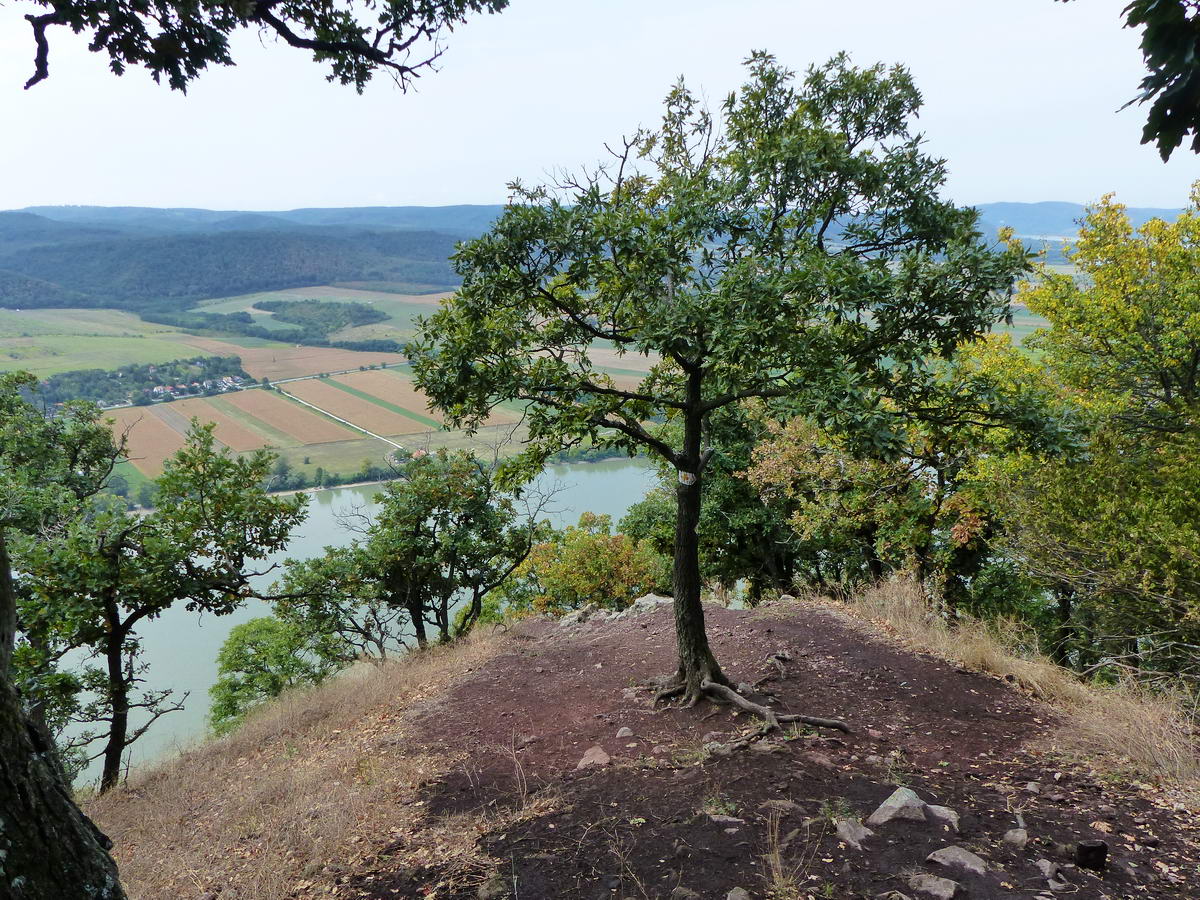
668,472 -> 729,702
0,532 -> 126,899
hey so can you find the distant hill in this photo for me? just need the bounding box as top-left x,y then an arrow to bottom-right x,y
2,201 -> 1185,312
18,204 -> 506,238
974,201 -> 1182,261
0,212 -> 463,313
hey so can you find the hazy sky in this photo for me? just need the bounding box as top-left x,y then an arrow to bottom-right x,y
1,0 -> 1196,211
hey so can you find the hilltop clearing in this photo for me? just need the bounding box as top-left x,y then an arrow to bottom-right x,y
87,592 -> 1199,900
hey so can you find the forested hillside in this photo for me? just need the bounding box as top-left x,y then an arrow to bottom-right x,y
0,216 -> 461,312
2,201 -> 1186,316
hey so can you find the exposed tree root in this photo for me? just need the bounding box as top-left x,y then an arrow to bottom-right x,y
648,666 -> 851,740
700,680 -> 851,735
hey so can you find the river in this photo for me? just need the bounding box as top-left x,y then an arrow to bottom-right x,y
89,457 -> 657,781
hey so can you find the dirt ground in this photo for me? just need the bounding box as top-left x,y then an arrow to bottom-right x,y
329,602 -> 1199,900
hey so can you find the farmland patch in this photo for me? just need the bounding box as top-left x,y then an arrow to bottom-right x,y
179,336 -> 404,381
335,369 -> 519,427
160,398 -> 272,452
284,379 -> 432,436
106,408 -> 188,477
220,389 -> 356,444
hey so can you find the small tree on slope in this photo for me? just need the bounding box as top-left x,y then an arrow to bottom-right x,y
409,52 -> 1026,718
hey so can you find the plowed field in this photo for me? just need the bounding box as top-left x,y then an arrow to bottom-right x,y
284,379 -> 432,436
106,408 -> 188,476
161,398 -> 271,451
334,369 -> 519,426
221,389 -> 355,444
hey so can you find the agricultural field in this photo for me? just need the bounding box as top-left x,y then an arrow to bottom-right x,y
219,389 -> 357,444
106,407 -> 190,477
0,308 -> 204,377
179,335 -> 405,381
198,286 -> 452,345
283,378 -> 433,436
1003,304 -> 1049,345
160,398 -> 271,452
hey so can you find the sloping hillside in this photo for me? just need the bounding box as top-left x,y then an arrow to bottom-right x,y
0,213 -> 460,309
86,594 -> 1198,899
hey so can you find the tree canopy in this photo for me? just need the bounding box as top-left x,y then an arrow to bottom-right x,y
0,374 -> 126,898
410,52 -> 1027,715
15,424 -> 307,792
1060,0 -> 1200,159
276,449 -> 549,653
18,0 -> 508,91
985,189 -> 1200,672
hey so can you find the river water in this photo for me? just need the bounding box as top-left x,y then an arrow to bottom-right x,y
95,458 -> 656,780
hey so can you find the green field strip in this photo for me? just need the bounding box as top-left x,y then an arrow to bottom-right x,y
112,460 -> 153,495
0,334 -> 211,377
597,365 -> 652,378
274,436 -> 395,477
320,377 -> 442,429
205,394 -> 301,447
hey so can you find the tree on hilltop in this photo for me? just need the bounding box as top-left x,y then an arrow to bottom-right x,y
409,53 -> 1027,724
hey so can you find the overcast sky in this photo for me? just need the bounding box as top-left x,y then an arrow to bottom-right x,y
1,0 -> 1195,211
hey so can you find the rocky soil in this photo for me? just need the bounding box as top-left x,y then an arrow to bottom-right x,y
333,597 -> 1199,899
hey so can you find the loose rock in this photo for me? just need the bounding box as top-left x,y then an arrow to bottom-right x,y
1003,828 -> 1029,849
1035,859 -> 1061,880
670,888 -> 701,900
835,818 -> 874,851
926,846 -> 986,876
477,874 -> 508,899
1075,840 -> 1109,871
576,745 -> 610,769
726,889 -> 751,900
926,805 -> 960,832
866,787 -> 928,826
615,726 -> 633,739
801,750 -> 835,769
908,874 -> 960,899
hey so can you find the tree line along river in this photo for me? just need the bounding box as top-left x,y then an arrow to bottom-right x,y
74,457 -> 657,784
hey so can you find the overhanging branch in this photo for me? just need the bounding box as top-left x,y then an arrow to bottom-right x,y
24,11 -> 65,90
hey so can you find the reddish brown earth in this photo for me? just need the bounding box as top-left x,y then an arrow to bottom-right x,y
337,602 -> 1198,899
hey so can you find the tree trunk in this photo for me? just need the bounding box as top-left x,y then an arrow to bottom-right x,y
1051,588 -> 1074,668
406,596 -> 428,650
667,401 -> 729,701
0,530 -> 14,674
862,530 -> 884,583
99,622 -> 128,794
0,530 -> 126,898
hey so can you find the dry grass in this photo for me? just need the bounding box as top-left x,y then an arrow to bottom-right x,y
85,630 -> 518,900
825,579 -> 1200,797
758,810 -> 828,900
